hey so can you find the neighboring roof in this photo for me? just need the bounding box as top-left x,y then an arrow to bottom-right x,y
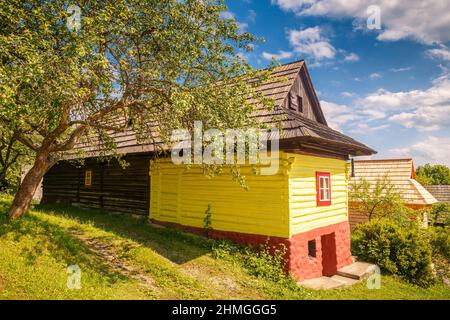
425,185 -> 450,203
74,60 -> 376,157
350,158 -> 437,206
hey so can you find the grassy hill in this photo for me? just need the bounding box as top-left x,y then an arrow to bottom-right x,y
0,195 -> 449,300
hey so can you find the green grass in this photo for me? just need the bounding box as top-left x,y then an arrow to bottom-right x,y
0,194 -> 449,300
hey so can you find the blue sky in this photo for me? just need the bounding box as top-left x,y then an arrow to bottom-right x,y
225,0 -> 450,166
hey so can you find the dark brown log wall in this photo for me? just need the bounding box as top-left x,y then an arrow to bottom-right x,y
42,154 -> 151,216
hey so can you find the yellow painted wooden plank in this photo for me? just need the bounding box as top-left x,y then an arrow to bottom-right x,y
286,153 -> 350,236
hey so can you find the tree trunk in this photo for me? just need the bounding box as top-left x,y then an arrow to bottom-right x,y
8,151 -> 52,220
0,171 -> 7,192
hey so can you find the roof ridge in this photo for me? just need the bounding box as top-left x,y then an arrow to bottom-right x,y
260,59 -> 305,72
354,158 -> 413,162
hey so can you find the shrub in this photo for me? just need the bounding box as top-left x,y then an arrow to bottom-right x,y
211,240 -> 287,282
429,226 -> 450,261
351,219 -> 435,287
430,203 -> 450,227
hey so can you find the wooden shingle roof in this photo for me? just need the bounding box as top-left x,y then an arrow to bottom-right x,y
424,185 -> 450,203
350,158 -> 437,206
74,60 -> 375,157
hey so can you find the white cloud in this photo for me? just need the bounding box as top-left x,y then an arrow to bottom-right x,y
287,27 -> 336,61
369,73 -> 382,80
427,46 -> 450,61
237,22 -> 249,33
344,52 -> 360,62
341,91 -> 355,98
320,73 -> 450,136
271,0 -> 450,44
247,9 -> 257,23
321,100 -> 389,133
390,136 -> 450,166
349,123 -> 389,135
221,10 -> 248,33
389,106 -> 450,132
355,74 -> 450,131
261,50 -> 294,61
221,10 -> 234,20
391,67 -> 412,73
320,100 -> 356,131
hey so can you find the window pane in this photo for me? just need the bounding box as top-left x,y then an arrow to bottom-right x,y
319,177 -> 325,188
320,189 -> 325,200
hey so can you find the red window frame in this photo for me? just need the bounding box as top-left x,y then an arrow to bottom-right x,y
316,172 -> 331,206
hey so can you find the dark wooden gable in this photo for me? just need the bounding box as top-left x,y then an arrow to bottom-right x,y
283,63 -> 327,125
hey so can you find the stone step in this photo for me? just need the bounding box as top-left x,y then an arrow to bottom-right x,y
330,275 -> 359,287
337,262 -> 377,280
299,276 -> 347,290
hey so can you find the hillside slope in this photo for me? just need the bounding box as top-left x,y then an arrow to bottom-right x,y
0,196 -> 449,300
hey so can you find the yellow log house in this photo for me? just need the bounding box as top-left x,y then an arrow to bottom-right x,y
42,61 -> 376,280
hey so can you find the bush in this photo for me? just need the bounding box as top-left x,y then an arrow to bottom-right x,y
211,240 -> 287,282
430,203 -> 450,227
351,219 -> 435,287
429,226 -> 450,261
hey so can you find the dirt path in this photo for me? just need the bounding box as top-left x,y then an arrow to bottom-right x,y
70,231 -> 157,291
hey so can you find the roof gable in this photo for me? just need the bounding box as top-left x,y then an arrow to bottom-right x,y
284,63 -> 327,125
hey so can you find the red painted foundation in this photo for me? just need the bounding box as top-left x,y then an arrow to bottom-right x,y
286,221 -> 352,280
151,219 -> 352,281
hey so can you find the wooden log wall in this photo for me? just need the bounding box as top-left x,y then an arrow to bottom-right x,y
42,154 -> 151,216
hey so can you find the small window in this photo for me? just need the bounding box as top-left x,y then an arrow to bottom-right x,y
84,169 -> 92,187
308,240 -> 316,258
127,118 -> 133,128
316,172 -> 331,206
297,95 -> 303,113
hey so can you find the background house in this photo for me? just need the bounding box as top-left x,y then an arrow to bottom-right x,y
425,185 -> 450,203
349,158 -> 437,229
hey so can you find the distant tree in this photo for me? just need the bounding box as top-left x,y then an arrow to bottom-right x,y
0,0 -> 272,219
416,164 -> 450,185
349,175 -> 404,221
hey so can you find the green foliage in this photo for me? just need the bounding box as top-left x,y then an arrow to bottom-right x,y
429,226 -> 450,261
430,203 -> 450,227
203,205 -> 212,237
349,175 -> 404,221
416,164 -> 450,185
0,0 -> 270,155
351,219 -> 435,287
212,240 -> 288,282
1,0 -> 275,217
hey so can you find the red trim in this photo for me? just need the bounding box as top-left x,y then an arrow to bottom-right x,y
151,218 -> 352,281
316,171 -> 331,206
